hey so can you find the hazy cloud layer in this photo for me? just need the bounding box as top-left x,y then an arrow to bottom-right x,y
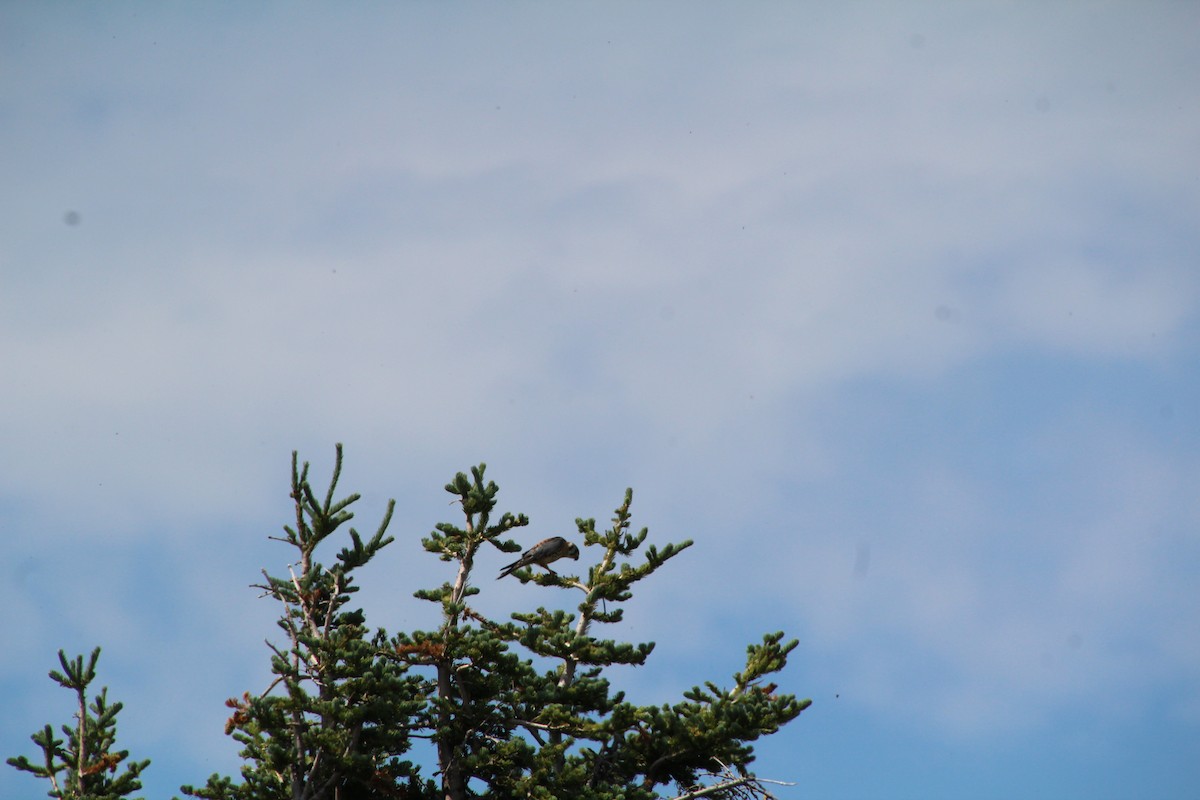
2,4 -> 1198,799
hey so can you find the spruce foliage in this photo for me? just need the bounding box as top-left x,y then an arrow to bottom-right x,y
8,648 -> 150,800
12,446 -> 809,799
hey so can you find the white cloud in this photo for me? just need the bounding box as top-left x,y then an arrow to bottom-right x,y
991,259 -> 1196,357
771,405 -> 1200,741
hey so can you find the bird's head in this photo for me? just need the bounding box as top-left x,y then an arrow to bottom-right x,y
565,542 -> 580,560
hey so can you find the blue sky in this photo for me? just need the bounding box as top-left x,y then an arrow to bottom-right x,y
2,3 -> 1198,798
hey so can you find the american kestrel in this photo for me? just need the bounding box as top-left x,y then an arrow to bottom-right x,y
497,536 -> 580,579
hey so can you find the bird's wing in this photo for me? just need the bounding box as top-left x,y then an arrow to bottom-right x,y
497,537 -> 569,579
523,536 -> 566,564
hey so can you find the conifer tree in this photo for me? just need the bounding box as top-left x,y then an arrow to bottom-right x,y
13,445 -> 808,799
182,446 -> 427,800
8,648 -> 150,800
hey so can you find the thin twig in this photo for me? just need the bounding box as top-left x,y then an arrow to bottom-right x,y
669,776 -> 758,799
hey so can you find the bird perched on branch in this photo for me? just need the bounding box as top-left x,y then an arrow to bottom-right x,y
497,536 -> 580,579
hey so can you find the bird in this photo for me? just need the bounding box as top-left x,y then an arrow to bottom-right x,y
497,536 -> 580,579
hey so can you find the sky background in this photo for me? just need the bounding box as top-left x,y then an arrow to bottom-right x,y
2,3 -> 1198,798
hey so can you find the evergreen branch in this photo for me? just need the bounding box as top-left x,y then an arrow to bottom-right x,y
322,443 -> 343,514
175,450 -> 807,799
9,649 -> 149,799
